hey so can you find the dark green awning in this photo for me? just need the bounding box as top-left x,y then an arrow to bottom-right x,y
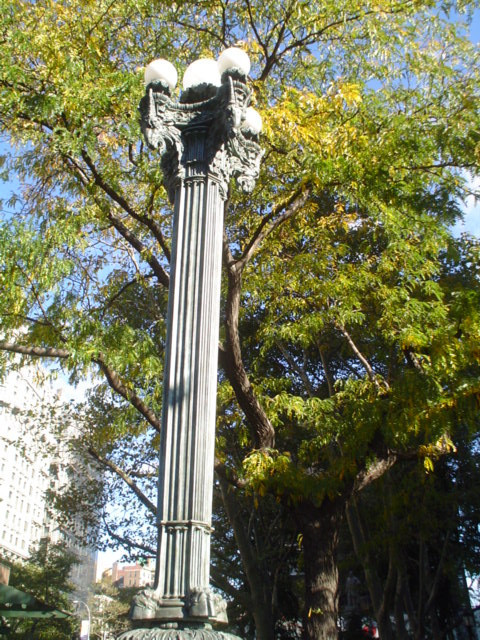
0,585 -> 70,619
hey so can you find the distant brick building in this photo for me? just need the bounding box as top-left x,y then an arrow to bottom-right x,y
109,560 -> 155,588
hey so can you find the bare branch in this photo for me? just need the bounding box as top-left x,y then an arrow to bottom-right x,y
277,341 -> 316,398
236,185 -> 311,273
102,516 -> 156,556
336,322 -> 389,391
93,353 -> 162,434
100,274 -> 153,317
276,2 -> 416,63
245,0 -> 269,60
0,340 -> 162,434
106,210 -> 170,287
81,150 -> 171,278
88,446 -> 157,516
168,19 -> 227,46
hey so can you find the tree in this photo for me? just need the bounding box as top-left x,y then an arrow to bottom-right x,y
88,578 -> 133,640
0,1 -> 479,638
344,425 -> 480,639
2,538 -> 78,640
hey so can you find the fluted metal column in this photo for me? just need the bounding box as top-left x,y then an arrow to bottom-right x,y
124,52 -> 263,638
154,126 -> 225,616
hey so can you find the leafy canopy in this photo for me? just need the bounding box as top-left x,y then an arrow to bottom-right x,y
0,0 -> 479,578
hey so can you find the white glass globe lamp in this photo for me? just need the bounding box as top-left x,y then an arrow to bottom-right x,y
217,47 -> 251,77
144,59 -> 178,91
182,59 -> 221,90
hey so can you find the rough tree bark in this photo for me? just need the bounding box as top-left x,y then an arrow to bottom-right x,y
218,476 -> 275,640
346,495 -> 396,639
296,498 -> 345,640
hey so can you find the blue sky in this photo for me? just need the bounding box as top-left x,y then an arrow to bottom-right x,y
453,175 -> 480,238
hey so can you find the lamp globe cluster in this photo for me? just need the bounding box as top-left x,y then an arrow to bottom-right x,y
144,47 -> 262,134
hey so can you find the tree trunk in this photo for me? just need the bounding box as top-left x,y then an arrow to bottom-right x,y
218,476 -> 275,640
346,495 -> 396,639
394,572 -> 411,640
297,498 -> 344,640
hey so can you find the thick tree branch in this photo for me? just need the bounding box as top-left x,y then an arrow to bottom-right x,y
0,341 -> 162,435
377,543 -> 397,631
215,457 -> 247,490
346,496 -> 390,630
221,253 -> 275,449
210,566 -> 251,607
317,340 -> 335,397
218,475 -> 275,638
81,150 -> 171,281
93,353 -> 162,434
353,454 -> 397,494
0,341 -> 70,359
87,446 -> 157,516
146,187 -> 171,262
403,348 -> 425,374
424,525 -> 452,616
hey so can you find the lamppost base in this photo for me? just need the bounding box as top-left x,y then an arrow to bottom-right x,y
118,626 -> 243,640
130,587 -> 228,625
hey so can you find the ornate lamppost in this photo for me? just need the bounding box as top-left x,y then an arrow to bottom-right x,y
73,599 -> 91,640
122,49 -> 262,640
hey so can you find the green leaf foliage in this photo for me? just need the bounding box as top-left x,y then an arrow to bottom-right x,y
2,539 -> 78,640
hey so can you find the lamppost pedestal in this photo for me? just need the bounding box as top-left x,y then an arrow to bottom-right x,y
119,626 -> 242,640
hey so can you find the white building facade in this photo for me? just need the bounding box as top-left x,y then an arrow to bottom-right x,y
0,365 -> 97,597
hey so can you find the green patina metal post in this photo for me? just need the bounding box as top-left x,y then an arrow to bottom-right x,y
119,50 -> 262,640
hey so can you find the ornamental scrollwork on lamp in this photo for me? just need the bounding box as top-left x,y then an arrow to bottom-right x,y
139,51 -> 263,202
